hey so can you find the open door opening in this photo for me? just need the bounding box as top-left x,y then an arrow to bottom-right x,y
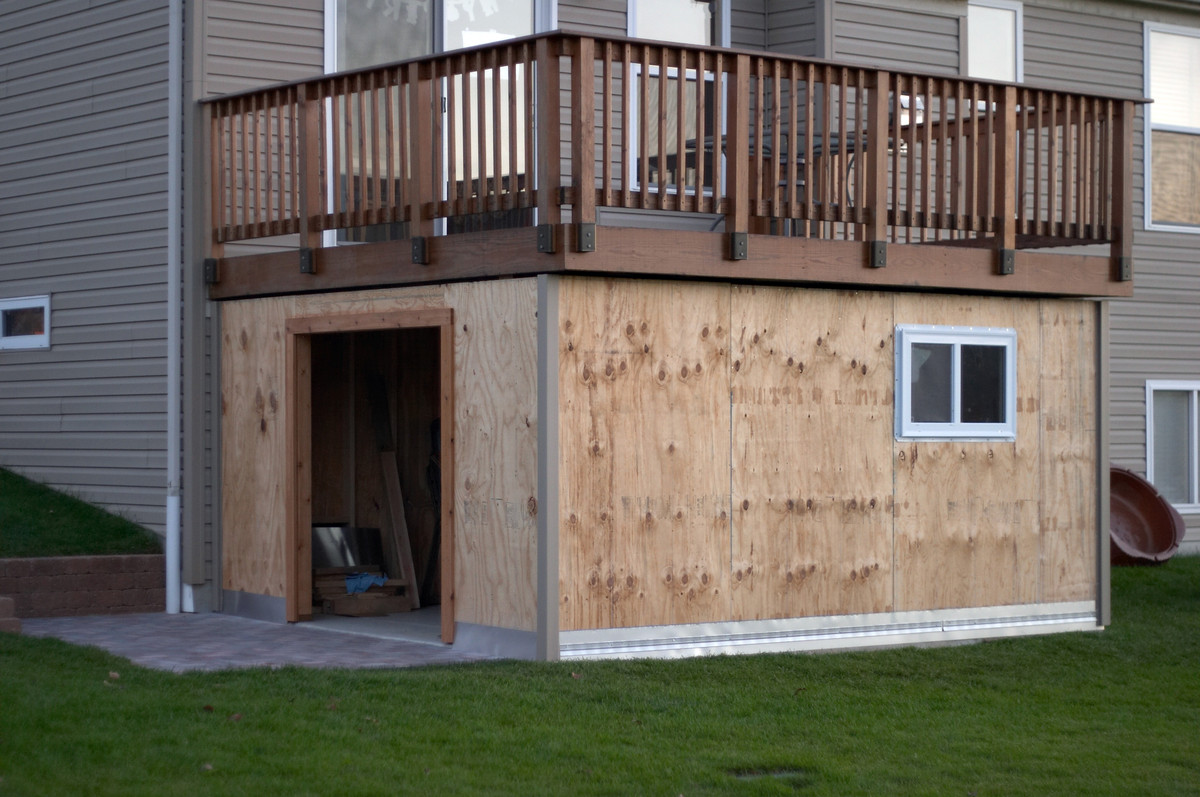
286,310 -> 454,643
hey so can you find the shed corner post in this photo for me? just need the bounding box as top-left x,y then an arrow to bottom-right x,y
1096,300 -> 1111,627
536,273 -> 562,661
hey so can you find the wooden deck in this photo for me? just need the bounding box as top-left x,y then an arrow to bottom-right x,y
202,32 -> 1139,300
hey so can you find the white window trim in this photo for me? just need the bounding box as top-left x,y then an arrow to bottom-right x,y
1146,379 -> 1200,513
1144,21 -> 1200,234
967,0 -> 1024,83
894,324 -> 1017,441
0,294 -> 51,351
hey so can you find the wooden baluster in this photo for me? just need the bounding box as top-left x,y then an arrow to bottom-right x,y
523,43 -> 535,210
506,45 -> 519,211
696,51 -> 709,213
712,52 -> 725,216
602,41 -> 614,209
803,62 -> 815,234
620,43 -> 632,210
491,45 -> 502,212
677,47 -> 689,208
786,61 -> 799,225
920,77 -> 932,241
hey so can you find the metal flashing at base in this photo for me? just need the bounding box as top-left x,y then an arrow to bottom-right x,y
222,590 -> 287,624
558,602 -> 1098,659
453,623 -> 538,660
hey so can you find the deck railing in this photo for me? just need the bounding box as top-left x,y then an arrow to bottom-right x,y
204,32 -> 1135,268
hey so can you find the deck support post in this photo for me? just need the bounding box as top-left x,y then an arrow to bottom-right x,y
865,70 -> 890,261
536,37 -> 563,227
994,85 -> 1017,275
1110,99 -> 1134,282
297,82 -> 322,251
724,54 -> 750,260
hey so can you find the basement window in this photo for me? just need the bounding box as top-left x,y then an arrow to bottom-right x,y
0,295 -> 50,350
895,325 -> 1016,440
1146,381 -> 1200,512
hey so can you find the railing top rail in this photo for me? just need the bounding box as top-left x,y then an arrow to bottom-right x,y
199,29 -> 1148,107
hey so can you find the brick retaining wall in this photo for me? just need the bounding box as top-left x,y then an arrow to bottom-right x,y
0,555 -> 165,618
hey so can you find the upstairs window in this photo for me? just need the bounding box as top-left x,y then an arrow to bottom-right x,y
1146,381 -> 1200,511
1145,24 -> 1200,230
0,295 -> 50,351
895,325 -> 1017,440
968,0 -> 1023,83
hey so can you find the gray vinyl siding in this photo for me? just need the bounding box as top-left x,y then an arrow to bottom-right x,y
202,0 -> 323,97
831,0 -> 960,74
558,0 -> 626,38
732,0 -> 768,50
1021,1 -> 1200,548
767,0 -> 820,57
0,0 -> 170,533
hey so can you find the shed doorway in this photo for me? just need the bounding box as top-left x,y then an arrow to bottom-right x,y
285,309 -> 455,643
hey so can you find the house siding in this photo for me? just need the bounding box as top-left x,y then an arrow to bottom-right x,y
0,0 -> 170,533
767,0 -> 820,57
1019,1 -> 1200,547
831,0 -> 960,74
558,0 -> 626,38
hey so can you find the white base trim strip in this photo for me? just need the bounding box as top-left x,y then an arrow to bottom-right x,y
559,602 -> 1099,659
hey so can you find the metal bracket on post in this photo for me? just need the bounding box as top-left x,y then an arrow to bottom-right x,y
729,231 -> 748,261
998,249 -> 1015,276
1118,256 -> 1133,282
537,224 -> 558,254
203,258 -> 219,285
869,241 -> 887,269
411,236 -> 429,265
299,247 -> 315,274
575,223 -> 596,253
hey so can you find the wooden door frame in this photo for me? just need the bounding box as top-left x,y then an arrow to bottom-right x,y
284,308 -> 456,643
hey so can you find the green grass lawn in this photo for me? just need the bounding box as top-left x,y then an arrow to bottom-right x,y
2,557 -> 1198,796
0,467 -> 162,557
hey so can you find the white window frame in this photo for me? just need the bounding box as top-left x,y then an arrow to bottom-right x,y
895,324 -> 1017,441
1146,380 -> 1200,513
1144,22 -> 1200,233
967,0 -> 1024,83
0,294 -> 51,351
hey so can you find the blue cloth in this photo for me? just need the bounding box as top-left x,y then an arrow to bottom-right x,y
345,572 -> 388,594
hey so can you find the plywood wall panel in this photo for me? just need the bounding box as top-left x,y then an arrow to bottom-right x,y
558,278 -> 731,631
892,296 -> 1042,611
1038,300 -> 1097,603
444,279 -> 539,632
221,298 -> 289,597
221,281 -> 539,632
730,286 -> 894,621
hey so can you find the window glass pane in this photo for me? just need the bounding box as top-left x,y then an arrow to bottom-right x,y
1150,31 -> 1200,129
960,344 -> 1006,423
635,0 -> 711,45
444,0 -> 533,50
911,343 -> 952,423
2,306 -> 44,337
1151,130 -> 1200,226
968,5 -> 1017,82
336,0 -> 433,70
1153,390 -> 1192,503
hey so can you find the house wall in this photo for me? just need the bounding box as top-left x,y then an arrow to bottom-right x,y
1000,0 -> 1200,550
219,279 -> 539,632
830,0 -> 962,74
556,277 -> 1097,632
0,0 -> 171,533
